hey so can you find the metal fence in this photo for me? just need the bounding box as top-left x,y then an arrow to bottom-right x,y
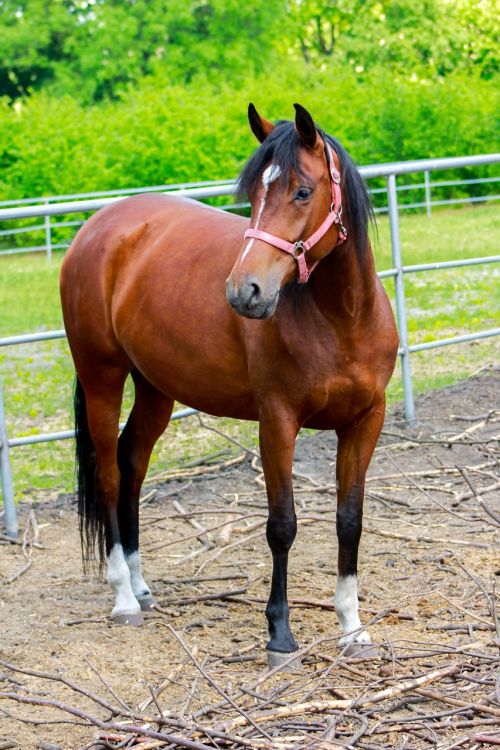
1,170 -> 499,258
1,152 -> 499,538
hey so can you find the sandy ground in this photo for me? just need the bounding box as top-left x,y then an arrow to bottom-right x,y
1,368 -> 499,750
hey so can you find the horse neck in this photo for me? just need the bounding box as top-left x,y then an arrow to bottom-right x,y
308,237 -> 378,320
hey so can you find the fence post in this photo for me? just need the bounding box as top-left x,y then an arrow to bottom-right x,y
0,376 -> 17,538
424,170 -> 432,217
44,198 -> 52,261
387,174 -> 415,424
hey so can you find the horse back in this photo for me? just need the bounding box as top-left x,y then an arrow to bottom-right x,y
60,194 -> 257,415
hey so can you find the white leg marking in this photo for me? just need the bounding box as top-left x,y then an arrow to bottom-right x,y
107,544 -> 140,616
241,163 -> 281,261
125,550 -> 151,599
334,575 -> 371,645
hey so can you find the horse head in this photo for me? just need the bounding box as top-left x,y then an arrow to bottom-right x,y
226,103 -> 346,319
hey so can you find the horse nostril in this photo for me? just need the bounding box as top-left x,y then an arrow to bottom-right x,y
248,282 -> 261,307
226,276 -> 269,316
250,283 -> 260,300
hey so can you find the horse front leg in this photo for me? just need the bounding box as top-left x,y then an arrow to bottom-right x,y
259,406 -> 299,666
334,397 -> 386,654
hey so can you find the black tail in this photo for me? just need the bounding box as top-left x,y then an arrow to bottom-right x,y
74,377 -> 105,573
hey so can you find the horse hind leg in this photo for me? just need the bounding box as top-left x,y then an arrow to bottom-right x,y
117,370 -> 174,612
334,398 -> 386,656
75,367 -> 144,625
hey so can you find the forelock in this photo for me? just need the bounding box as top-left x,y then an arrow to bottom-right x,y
237,121 -> 305,199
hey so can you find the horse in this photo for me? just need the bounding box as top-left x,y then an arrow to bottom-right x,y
60,103 -> 398,666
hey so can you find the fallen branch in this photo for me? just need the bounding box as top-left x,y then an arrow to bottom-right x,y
415,687 -> 500,718
145,453 -> 246,483
215,663 -> 461,733
364,525 -> 487,548
165,624 -> 275,743
0,692 -> 209,750
168,586 -> 248,607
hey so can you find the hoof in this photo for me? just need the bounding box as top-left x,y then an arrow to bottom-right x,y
112,610 -> 144,626
266,649 -> 303,673
342,641 -> 379,658
137,594 -> 156,611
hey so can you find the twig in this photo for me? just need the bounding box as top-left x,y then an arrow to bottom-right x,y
63,616 -> 109,626
138,659 -> 193,712
197,414 -> 260,459
366,459 -> 498,484
473,736 -> 500,746
4,509 -> 39,584
180,656 -> 207,719
0,692 -> 213,750
158,572 -> 248,586
164,623 -> 275,742
145,453 -> 246,483
456,467 -> 500,526
84,657 -> 133,715
169,586 -> 248,606
364,525 -> 487,548
451,552 -> 500,642
215,664 -> 461,733
383,450 -> 476,522
145,513 -> 260,552
0,659 -> 125,718
194,529 -> 263,574
415,687 -> 500,718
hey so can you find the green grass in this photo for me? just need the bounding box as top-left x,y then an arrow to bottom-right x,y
374,203 -> 500,403
0,202 -> 499,498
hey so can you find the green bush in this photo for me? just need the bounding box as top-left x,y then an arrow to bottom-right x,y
0,64 -> 498,204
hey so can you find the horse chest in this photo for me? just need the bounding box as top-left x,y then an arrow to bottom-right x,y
258,332 -> 380,426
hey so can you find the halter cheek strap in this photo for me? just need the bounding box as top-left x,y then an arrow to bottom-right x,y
243,143 -> 347,284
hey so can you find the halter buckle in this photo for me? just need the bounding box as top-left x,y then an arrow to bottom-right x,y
292,241 -> 306,258
335,206 -> 348,238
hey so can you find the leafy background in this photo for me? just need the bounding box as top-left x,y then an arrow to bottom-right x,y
0,0 -> 498,200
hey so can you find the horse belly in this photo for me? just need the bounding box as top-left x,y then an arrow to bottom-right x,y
112,274 -> 256,419
129,339 -> 258,420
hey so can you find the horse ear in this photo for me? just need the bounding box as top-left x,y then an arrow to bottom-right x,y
248,103 -> 275,143
294,103 -> 320,150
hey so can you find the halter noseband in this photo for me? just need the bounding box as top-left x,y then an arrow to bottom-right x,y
243,142 -> 347,284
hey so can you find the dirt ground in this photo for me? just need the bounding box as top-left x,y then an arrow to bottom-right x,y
1,367 -> 499,750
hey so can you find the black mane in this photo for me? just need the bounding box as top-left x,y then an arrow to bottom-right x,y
237,120 -> 374,264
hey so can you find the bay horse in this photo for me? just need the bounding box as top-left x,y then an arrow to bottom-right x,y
60,103 -> 398,665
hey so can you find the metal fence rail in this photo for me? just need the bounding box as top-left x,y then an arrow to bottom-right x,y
1,166 -> 499,257
1,152 -> 499,537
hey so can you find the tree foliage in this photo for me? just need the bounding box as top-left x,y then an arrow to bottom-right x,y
286,0 -> 498,79
0,0 -> 286,101
0,0 -> 498,202
0,0 -> 497,103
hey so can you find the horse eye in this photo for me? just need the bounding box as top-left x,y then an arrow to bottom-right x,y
294,187 -> 312,202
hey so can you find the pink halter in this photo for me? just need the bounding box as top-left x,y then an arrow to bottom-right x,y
243,142 -> 347,283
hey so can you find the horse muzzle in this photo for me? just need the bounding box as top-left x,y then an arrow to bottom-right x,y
226,276 -> 279,319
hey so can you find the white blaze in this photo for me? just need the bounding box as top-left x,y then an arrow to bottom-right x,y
262,163 -> 282,186
241,163 -> 281,261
